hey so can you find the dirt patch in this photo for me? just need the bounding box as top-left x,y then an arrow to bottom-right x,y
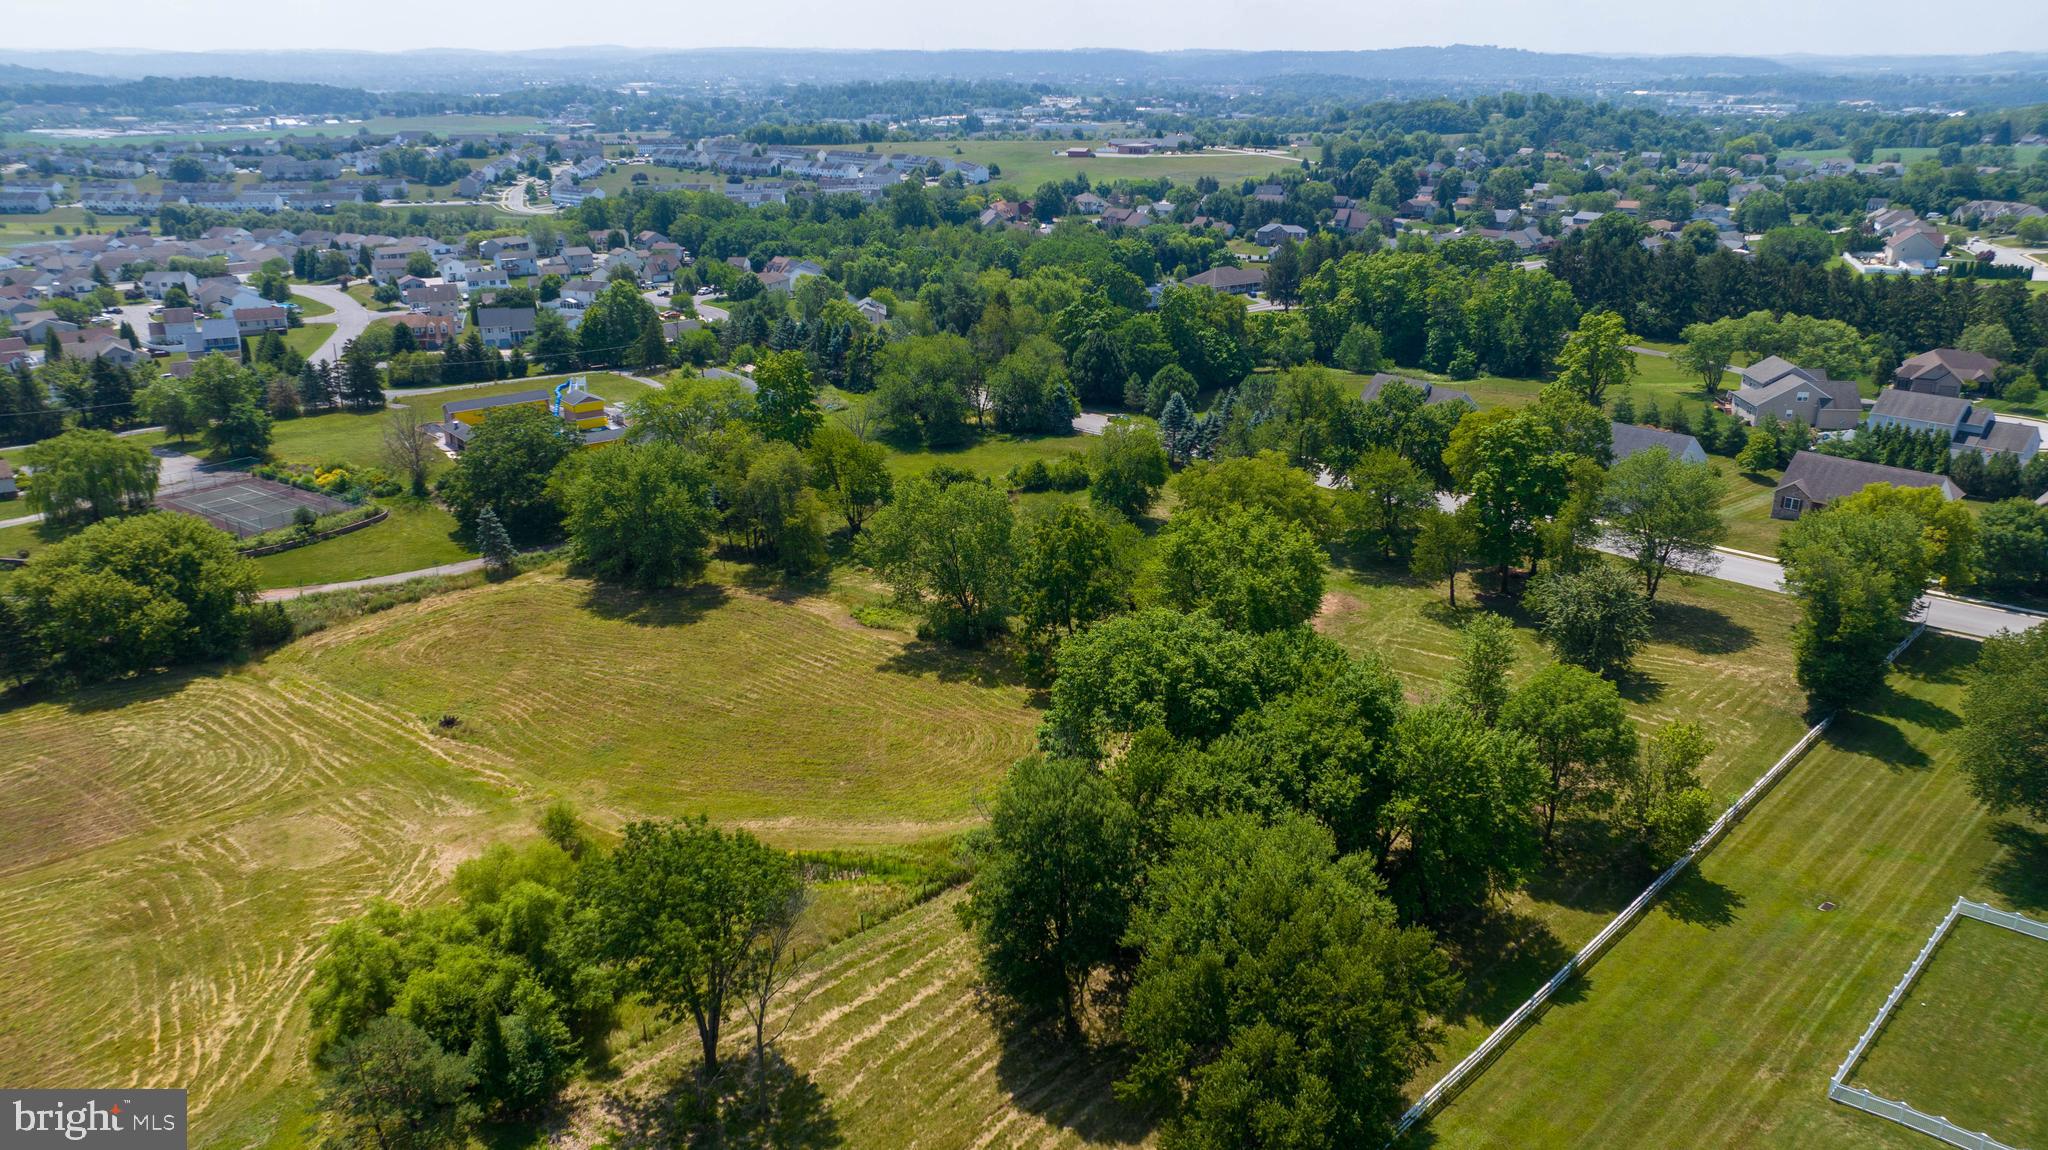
1313,591 -> 1363,633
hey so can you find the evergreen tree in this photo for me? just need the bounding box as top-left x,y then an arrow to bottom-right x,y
477,505 -> 517,573
1158,392 -> 1196,465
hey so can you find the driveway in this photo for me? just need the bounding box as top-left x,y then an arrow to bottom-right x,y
1960,238 -> 2048,281
290,282 -> 381,365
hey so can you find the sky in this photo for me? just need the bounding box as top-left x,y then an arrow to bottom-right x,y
6,0 -> 2047,56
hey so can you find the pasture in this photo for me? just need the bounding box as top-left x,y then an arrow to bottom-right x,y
0,569 -> 1043,1147
959,140 -> 1306,190
1412,635 -> 2048,1149
1847,915 -> 2048,1148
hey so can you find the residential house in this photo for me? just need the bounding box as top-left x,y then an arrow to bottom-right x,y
403,282 -> 464,316
1070,192 -> 1109,214
1182,266 -> 1266,296
1895,349 -> 2001,396
391,312 -> 460,350
0,189 -> 53,214
854,296 -> 889,325
559,279 -> 604,308
1610,422 -> 1708,464
1728,357 -> 1862,431
1883,226 -> 1944,270
476,306 -> 537,348
141,270 -> 199,300
1254,222 -> 1309,246
232,306 -> 290,336
0,337 -> 32,370
561,246 -> 596,275
182,317 -> 243,358
1868,386 -> 2041,464
461,263 -> 510,291
1771,451 -> 1961,520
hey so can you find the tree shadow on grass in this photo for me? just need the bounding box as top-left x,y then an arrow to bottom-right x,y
1864,677 -> 1962,735
1649,599 -> 1757,656
554,1049 -> 841,1150
1614,667 -> 1668,706
990,1009 -> 1159,1147
1984,822 -> 2048,914
579,580 -> 730,628
1657,866 -> 1746,929
1429,903 -> 1579,1033
1823,713 -> 1931,771
877,639 -> 1031,690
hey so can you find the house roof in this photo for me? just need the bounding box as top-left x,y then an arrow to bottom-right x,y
1777,451 -> 1961,505
1871,387 -> 1969,426
476,306 -> 536,327
1739,355 -> 1813,390
441,388 -> 550,418
1969,419 -> 2039,457
1183,266 -> 1265,291
1610,422 -> 1704,462
1898,348 -> 2000,383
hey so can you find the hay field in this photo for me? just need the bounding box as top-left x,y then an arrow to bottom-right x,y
0,571 -> 1041,1146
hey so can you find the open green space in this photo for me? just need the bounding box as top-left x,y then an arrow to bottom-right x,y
250,497 -> 470,589
281,323 -> 335,361
1849,916 -> 2048,1148
957,140 -> 1306,189
342,283 -> 400,311
0,568 -> 1043,1147
1414,635 -> 2048,1149
1780,145 -> 2047,167
878,429 -> 1092,483
287,293 -> 333,319
0,207 -> 141,249
1715,464 -> 1789,556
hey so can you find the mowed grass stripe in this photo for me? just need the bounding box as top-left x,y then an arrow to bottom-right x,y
1416,636 -> 2041,1150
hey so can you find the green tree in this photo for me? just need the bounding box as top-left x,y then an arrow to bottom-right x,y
1779,501 -> 1931,711
1119,814 -> 1458,1150
476,505 -> 516,573
750,349 -> 822,446
9,512 -> 260,684
1152,507 -> 1326,634
440,404 -> 577,544
207,401 -> 274,460
1446,407 -> 1569,585
1042,608 -> 1285,757
733,442 -> 828,575
575,818 -> 802,1079
1501,663 -> 1639,846
1975,499 -> 2048,593
1551,310 -> 1637,409
1449,611 -> 1517,725
1525,563 -> 1653,677
960,756 -> 1136,1037
1382,703 -> 1544,921
1015,502 -> 1139,650
314,1016 -> 476,1150
1620,720 -> 1716,867
577,279 -> 657,367
1087,419 -> 1169,518
1410,503 -> 1478,607
1736,423 -> 1782,473
1675,321 -> 1740,394
1957,626 -> 2048,821
858,476 -> 1015,645
529,309 -> 579,374
1342,448 -> 1432,559
804,422 -> 892,533
1601,449 -> 1727,599
20,428 -> 158,524
555,442 -> 716,588
1170,451 -> 1335,541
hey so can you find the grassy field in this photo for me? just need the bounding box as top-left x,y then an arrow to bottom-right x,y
0,568 -> 1043,1148
1715,464 -> 1788,556
288,293 -> 334,319
282,323 -> 336,360
0,207 -> 141,249
250,497 -> 471,589
958,140 -> 1306,189
1413,635 -> 2048,1149
1848,916 -> 2048,1147
342,283 -> 401,312
1780,145 -> 2047,167
879,430 -> 1092,483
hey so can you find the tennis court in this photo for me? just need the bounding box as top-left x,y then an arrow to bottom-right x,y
156,471 -> 353,537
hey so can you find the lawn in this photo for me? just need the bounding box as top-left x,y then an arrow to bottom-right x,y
1413,635 -> 2048,1149
0,569 -> 1043,1148
1714,463 -> 1788,556
1848,916 -> 2048,1147
957,140 -> 1307,189
282,323 -> 335,360
288,293 -> 334,318
0,516 -> 77,560
342,283 -> 401,312
250,497 -> 471,589
879,430 -> 1093,483
0,207 -> 141,249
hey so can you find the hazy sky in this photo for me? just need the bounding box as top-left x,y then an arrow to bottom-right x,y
7,0 -> 2047,55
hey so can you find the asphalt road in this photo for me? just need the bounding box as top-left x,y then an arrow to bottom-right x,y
290,281 -> 381,365
1962,237 -> 2048,281
1688,546 -> 2041,638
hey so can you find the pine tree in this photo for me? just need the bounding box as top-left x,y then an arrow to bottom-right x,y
477,505 -> 517,573
629,320 -> 667,370
506,348 -> 529,379
1159,392 -> 1196,465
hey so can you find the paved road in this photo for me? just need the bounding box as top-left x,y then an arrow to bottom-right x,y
290,282 -> 381,365
498,177 -> 558,217
1962,237 -> 2048,281
258,558 -> 487,602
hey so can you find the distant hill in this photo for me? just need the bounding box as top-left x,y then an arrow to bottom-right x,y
0,62 -> 104,87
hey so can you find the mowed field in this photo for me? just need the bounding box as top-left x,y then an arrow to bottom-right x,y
1849,915 -> 2048,1147
0,570 -> 1042,1147
958,141 -> 1306,189
1413,635 -> 2048,1149
563,890 -> 1155,1150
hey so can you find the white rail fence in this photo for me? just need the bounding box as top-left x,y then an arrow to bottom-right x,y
1825,897 -> 2048,1150
1391,624 -> 1927,1140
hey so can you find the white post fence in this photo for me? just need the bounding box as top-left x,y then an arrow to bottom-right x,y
1823,897 -> 2048,1150
1391,624 -> 1927,1141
